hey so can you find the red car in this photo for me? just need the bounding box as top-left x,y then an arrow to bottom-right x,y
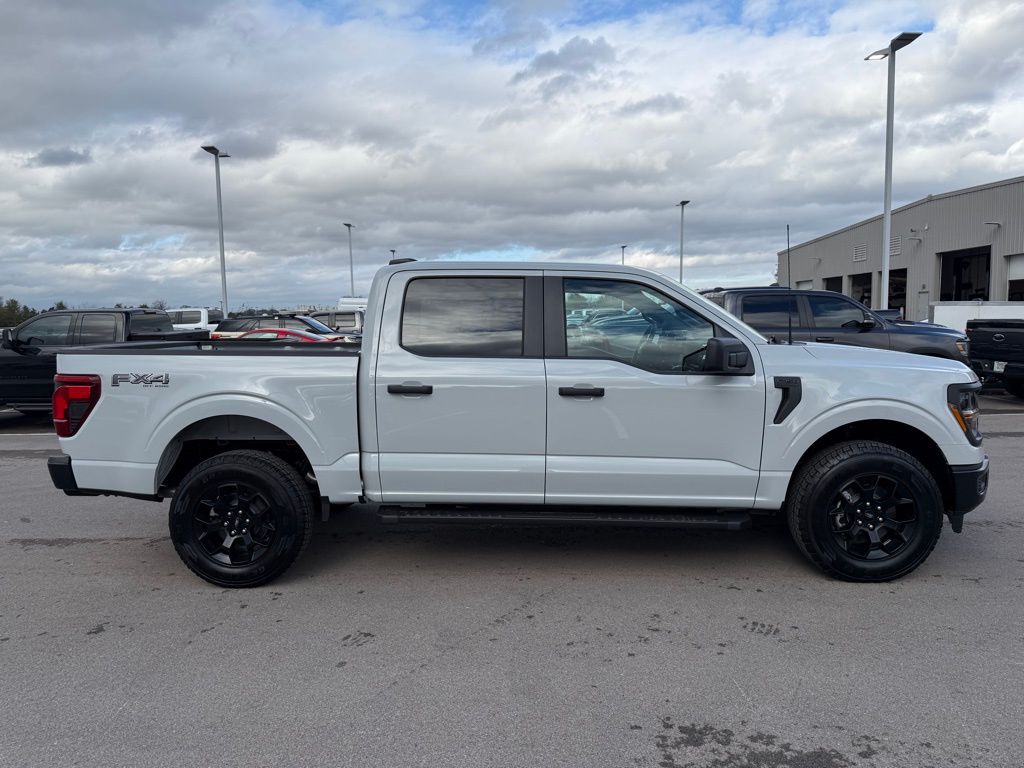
236,328 -> 329,343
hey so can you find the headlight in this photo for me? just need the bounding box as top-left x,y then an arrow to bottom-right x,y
947,382 -> 982,446
955,338 -> 969,356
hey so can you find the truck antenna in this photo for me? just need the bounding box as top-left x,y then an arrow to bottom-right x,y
787,224 -> 793,345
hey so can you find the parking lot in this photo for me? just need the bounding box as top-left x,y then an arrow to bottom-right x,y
1,399 -> 1022,768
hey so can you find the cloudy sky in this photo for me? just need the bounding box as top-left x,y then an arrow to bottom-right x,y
2,0 -> 1023,310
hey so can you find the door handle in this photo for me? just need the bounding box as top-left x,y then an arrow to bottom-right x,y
815,337 -> 835,343
387,383 -> 433,395
558,386 -> 605,398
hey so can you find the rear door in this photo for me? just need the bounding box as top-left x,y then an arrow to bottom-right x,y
805,293 -> 890,350
736,293 -> 810,342
373,271 -> 546,503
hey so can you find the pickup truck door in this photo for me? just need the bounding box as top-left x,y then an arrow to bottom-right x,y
544,275 -> 765,506
0,312 -> 78,407
373,272 -> 547,503
804,294 -> 890,349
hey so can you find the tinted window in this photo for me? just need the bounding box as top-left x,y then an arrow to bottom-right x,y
216,319 -> 253,331
78,314 -> 117,344
808,295 -> 865,327
740,295 -> 798,327
15,313 -> 73,345
179,310 -> 202,324
208,309 -> 224,323
565,279 -> 714,373
298,316 -> 336,334
130,313 -> 175,333
401,277 -> 524,357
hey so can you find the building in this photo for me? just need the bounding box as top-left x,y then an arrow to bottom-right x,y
778,176 -> 1024,320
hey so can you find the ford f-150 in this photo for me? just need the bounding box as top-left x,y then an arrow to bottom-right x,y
46,262 -> 989,587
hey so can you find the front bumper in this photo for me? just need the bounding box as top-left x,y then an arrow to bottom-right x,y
949,456 -> 989,514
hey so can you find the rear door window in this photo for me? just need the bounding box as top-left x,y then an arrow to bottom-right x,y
130,313 -> 175,333
178,310 -> 202,324
78,313 -> 118,344
740,295 -> 799,328
401,277 -> 524,357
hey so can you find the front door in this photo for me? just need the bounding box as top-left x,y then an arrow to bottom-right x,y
804,293 -> 890,350
0,312 -> 77,406
545,276 -> 766,507
374,272 -> 547,504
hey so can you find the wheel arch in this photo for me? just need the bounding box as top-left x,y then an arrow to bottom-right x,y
786,420 -> 954,512
156,414 -> 317,493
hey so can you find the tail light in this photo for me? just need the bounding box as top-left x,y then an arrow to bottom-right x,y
53,374 -> 101,438
210,332 -> 222,339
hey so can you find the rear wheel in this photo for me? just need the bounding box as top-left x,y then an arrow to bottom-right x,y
787,440 -> 943,581
169,450 -> 314,588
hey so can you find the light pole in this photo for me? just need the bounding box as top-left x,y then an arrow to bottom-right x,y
676,200 -> 690,283
620,244 -> 628,265
201,145 -> 230,315
866,31 -> 921,310
343,223 -> 354,296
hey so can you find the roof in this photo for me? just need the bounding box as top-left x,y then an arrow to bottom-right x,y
780,174 -> 1024,255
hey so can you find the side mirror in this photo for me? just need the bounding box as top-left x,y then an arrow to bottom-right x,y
1,328 -> 14,349
858,316 -> 878,330
703,337 -> 754,375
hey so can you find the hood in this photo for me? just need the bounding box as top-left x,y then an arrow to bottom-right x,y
887,320 -> 965,338
799,341 -> 971,374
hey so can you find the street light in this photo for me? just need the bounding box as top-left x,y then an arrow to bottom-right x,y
866,31 -> 922,310
343,223 -> 354,296
620,244 -> 628,264
201,145 -> 230,315
676,200 -> 690,283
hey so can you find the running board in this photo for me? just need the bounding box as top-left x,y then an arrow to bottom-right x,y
377,506 -> 751,530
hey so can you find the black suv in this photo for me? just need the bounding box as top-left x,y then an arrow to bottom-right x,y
702,287 -> 970,364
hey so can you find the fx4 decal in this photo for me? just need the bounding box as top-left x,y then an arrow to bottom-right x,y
112,373 -> 170,388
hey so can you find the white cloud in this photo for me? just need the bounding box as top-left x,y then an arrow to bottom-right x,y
0,0 -> 1022,309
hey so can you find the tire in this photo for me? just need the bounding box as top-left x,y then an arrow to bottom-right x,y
1004,380 -> 1024,400
169,450 -> 314,588
786,440 -> 943,582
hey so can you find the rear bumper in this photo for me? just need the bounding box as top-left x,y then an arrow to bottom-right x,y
949,456 -> 989,514
47,455 -> 163,501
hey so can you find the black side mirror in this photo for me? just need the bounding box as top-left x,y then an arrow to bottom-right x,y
703,337 -> 754,375
858,316 -> 877,330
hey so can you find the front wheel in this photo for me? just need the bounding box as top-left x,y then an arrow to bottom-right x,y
169,450 -> 314,587
787,440 -> 943,581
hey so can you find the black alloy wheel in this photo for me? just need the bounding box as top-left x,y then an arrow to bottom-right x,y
787,440 -> 943,582
169,450 -> 314,588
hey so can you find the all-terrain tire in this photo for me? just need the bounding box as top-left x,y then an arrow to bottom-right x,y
169,450 -> 315,588
786,440 -> 943,582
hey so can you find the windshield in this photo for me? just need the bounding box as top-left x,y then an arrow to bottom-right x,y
301,316 -> 336,334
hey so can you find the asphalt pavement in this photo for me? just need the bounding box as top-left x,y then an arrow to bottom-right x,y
1,402 -> 1022,767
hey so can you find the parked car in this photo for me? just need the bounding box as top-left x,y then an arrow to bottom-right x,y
0,309 -> 208,412
967,318 -> 1024,399
170,307 -> 224,332
237,328 -> 329,343
212,314 -> 350,340
702,287 -> 970,364
309,310 -> 364,335
47,261 -> 986,588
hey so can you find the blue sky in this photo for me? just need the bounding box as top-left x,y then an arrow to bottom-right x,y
1,0 -> 1020,308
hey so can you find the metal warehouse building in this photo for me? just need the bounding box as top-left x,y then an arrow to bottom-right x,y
778,175 -> 1024,320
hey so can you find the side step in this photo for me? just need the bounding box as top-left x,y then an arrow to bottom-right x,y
377,505 -> 751,531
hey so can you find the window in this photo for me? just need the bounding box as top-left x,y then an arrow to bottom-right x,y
130,313 -> 175,333
15,313 -> 73,346
564,279 -> 714,373
78,314 -> 117,344
807,295 -> 865,328
208,310 -> 224,324
740,295 -> 798,328
333,312 -> 357,329
401,277 -> 524,357
823,276 -> 842,293
178,310 -> 202,324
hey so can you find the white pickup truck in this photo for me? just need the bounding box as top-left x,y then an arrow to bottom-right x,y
47,262 -> 988,587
